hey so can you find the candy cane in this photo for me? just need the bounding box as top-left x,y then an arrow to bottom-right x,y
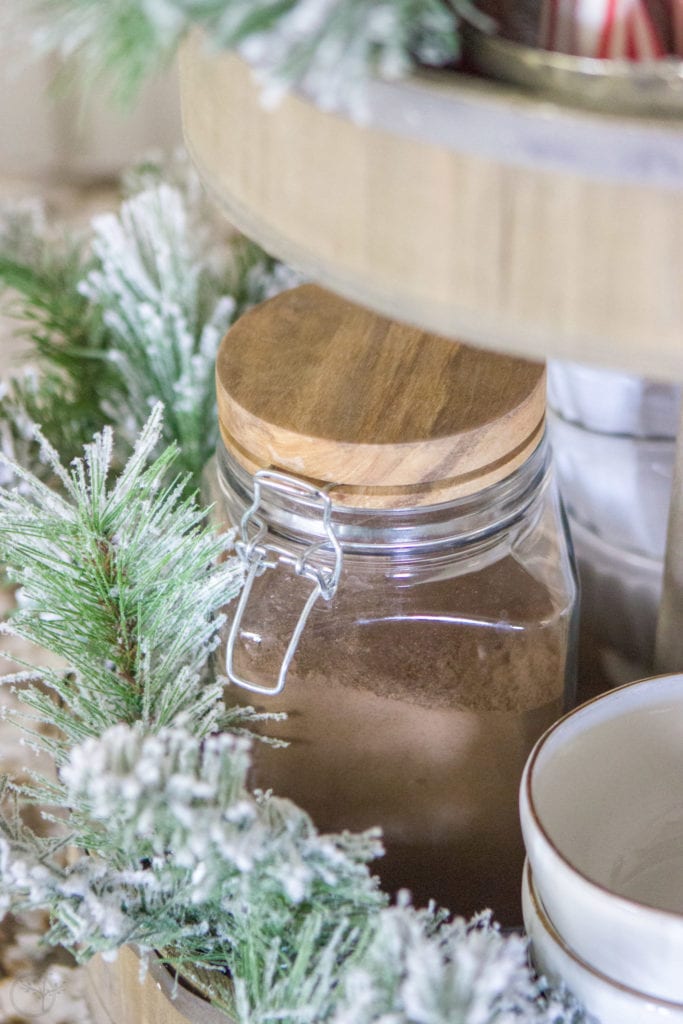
540,0 -> 666,58
669,0 -> 683,54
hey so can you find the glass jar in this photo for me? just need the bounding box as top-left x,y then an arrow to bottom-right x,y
546,361 -> 680,696
213,284 -> 578,926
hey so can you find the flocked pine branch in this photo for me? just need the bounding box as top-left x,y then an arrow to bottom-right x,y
331,901 -> 586,1024
80,181 -> 298,485
0,200 -> 112,476
0,159 -> 299,492
121,154 -> 302,319
79,184 -> 235,484
1,722 -> 386,1023
11,0 -> 493,115
0,404 -> 243,752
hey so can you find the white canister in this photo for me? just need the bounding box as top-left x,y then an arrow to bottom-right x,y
549,411 -> 675,560
547,361 -> 681,438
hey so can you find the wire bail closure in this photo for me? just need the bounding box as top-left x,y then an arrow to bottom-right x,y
225,469 -> 343,696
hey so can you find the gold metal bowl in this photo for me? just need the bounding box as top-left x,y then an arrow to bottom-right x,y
463,24 -> 683,118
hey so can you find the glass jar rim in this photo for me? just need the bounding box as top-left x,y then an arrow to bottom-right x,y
216,434 -> 550,555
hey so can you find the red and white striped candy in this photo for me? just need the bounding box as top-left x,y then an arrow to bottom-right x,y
670,0 -> 683,54
540,0 -> 667,58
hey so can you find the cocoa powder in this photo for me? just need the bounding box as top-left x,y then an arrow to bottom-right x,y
225,546 -> 573,927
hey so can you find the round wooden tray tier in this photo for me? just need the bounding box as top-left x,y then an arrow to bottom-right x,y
180,32 -> 683,381
85,947 -> 230,1024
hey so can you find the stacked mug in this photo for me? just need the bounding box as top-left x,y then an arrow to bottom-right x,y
520,673 -> 683,1023
547,360 -> 681,693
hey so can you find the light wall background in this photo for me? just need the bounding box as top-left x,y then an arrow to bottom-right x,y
0,44 -> 183,187
0,41 -> 183,370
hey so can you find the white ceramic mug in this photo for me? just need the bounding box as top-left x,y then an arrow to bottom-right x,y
520,673 -> 683,1004
522,861 -> 683,1024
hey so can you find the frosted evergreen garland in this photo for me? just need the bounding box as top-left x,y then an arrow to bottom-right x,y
1,722 -> 384,1021
0,405 -> 244,744
0,412 -> 587,1022
0,158 -> 299,491
14,0 -> 492,115
0,198 -> 111,480
80,172 -> 299,482
81,184 -> 244,483
331,904 -> 585,1024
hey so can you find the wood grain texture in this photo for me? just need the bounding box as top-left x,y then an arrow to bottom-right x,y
84,946 -> 230,1024
181,34 -> 683,382
217,285 -> 545,507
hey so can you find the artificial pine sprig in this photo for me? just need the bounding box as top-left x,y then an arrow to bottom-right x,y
1,719 -> 584,1024
330,902 -> 587,1024
80,183 -> 235,487
0,200 -> 112,475
0,160 -> 299,493
80,183 -> 296,486
14,0 -> 493,115
0,404 -> 242,751
2,722 -> 385,997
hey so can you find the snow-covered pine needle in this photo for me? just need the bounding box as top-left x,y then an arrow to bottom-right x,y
0,158 -> 299,493
11,0 -> 492,115
1,721 -> 386,1019
0,405 -> 241,748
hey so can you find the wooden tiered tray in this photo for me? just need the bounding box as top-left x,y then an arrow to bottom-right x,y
85,948 -> 229,1024
181,32 -> 683,382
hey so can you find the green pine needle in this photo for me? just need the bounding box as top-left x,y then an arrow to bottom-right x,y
0,160 -> 299,494
0,404 -> 242,748
13,0 -> 493,114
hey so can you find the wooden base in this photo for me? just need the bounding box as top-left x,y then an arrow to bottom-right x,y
181,33 -> 683,381
84,947 -> 230,1024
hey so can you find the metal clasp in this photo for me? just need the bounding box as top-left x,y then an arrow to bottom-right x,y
226,470 -> 343,696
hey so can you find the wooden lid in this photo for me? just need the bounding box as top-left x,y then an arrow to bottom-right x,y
216,285 -> 546,509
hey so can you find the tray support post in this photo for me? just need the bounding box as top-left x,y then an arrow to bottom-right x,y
655,401 -> 683,673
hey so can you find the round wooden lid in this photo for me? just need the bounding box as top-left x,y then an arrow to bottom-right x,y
216,285 -> 546,509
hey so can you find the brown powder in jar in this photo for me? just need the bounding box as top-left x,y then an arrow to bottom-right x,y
226,548 -> 573,927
